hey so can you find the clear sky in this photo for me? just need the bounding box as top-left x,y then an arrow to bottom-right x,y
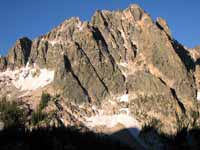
0,0 -> 199,55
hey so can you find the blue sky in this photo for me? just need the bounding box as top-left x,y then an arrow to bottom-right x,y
0,0 -> 199,55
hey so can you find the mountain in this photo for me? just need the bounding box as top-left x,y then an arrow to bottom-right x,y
0,4 -> 200,149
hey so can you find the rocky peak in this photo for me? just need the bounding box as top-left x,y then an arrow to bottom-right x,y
0,4 -> 200,136
125,4 -> 144,21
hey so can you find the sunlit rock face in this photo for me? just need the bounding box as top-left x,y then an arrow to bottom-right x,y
0,4 -> 200,137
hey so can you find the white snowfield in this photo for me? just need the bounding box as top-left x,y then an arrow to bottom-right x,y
0,63 -> 54,91
85,114 -> 141,137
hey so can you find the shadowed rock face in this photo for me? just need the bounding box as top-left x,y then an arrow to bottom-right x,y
5,37 -> 32,69
0,57 -> 7,70
0,4 -> 199,134
156,17 -> 172,37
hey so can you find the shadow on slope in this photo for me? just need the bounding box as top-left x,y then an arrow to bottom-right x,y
0,126 -> 134,150
139,125 -> 200,150
1,124 -> 200,150
171,40 -> 195,72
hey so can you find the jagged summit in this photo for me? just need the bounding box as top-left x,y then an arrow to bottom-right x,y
0,4 -> 200,147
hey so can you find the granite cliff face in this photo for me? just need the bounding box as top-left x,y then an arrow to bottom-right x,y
0,4 -> 199,138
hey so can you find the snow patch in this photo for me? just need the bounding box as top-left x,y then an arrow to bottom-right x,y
48,39 -> 61,46
40,38 -> 61,46
119,62 -> 129,68
0,63 -> 54,91
92,105 -> 98,111
117,62 -> 129,78
76,22 -> 84,31
118,94 -> 129,102
197,90 -> 200,101
85,114 -> 141,136
120,28 -> 129,51
14,68 -> 54,91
